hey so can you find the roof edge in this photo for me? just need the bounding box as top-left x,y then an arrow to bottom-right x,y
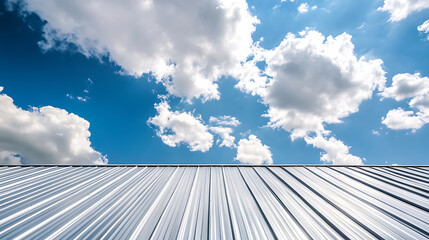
0,164 -> 428,167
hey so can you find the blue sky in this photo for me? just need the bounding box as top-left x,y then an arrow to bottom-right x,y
0,0 -> 428,165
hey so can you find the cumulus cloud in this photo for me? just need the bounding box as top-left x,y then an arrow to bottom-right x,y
380,73 -> 429,101
382,108 -> 428,130
209,126 -> 236,148
209,115 -> 241,127
409,93 -> 429,112
148,105 -> 240,150
233,43 -> 269,97
148,101 -> 213,152
380,73 -> 429,130
304,133 -> 363,165
298,3 -> 309,13
235,30 -> 385,164
238,30 -> 385,140
418,19 -> 429,40
297,3 -> 316,13
7,0 -> 258,102
235,135 -> 272,164
265,31 -> 384,139
0,87 -> 107,164
208,115 -> 240,148
378,0 -> 429,22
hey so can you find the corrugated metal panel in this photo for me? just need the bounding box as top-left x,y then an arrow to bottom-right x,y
0,166 -> 428,239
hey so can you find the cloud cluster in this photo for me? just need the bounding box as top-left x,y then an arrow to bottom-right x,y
0,87 -> 107,164
236,30 -> 385,164
378,0 -> 429,22
297,3 -> 317,14
149,104 -> 272,164
382,108 -> 427,130
380,73 -> 429,130
209,126 -> 236,148
380,73 -> 429,101
148,101 -> 213,152
418,19 -> 429,40
8,0 -> 258,102
5,0 -> 393,165
240,30 -> 386,140
208,115 -> 241,148
66,78 -> 93,102
148,103 -> 274,164
235,135 -> 272,164
209,115 -> 241,127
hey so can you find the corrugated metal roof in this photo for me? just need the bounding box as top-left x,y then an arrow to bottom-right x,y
0,165 -> 428,239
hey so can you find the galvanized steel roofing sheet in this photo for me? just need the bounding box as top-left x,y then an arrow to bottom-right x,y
0,165 -> 428,239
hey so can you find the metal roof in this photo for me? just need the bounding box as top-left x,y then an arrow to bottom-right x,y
0,165 -> 428,239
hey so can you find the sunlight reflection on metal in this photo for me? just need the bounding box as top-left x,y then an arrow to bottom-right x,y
0,165 -> 427,239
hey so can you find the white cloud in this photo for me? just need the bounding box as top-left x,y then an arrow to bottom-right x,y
208,115 -> 240,148
380,73 -> 429,130
66,78 -> 93,102
382,108 -> 427,130
380,73 -> 429,101
297,3 -> 317,13
209,116 -> 241,148
148,101 -> 213,152
209,126 -> 236,148
240,30 -> 385,140
67,94 -> 89,102
235,30 -> 385,164
209,115 -> 241,126
371,129 -> 381,135
233,43 -> 269,97
298,3 -> 309,13
235,135 -> 272,164
273,0 -> 295,10
76,96 -> 88,102
378,0 -> 429,22
418,19 -> 429,40
8,0 -> 258,102
304,133 -> 363,165
409,93 -> 429,112
0,87 -> 107,164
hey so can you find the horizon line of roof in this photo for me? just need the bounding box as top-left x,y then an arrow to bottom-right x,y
1,164 -> 428,167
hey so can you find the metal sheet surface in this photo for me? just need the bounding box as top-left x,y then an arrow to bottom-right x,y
0,166 -> 428,240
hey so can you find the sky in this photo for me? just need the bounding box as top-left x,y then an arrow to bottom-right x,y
0,0 -> 428,165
